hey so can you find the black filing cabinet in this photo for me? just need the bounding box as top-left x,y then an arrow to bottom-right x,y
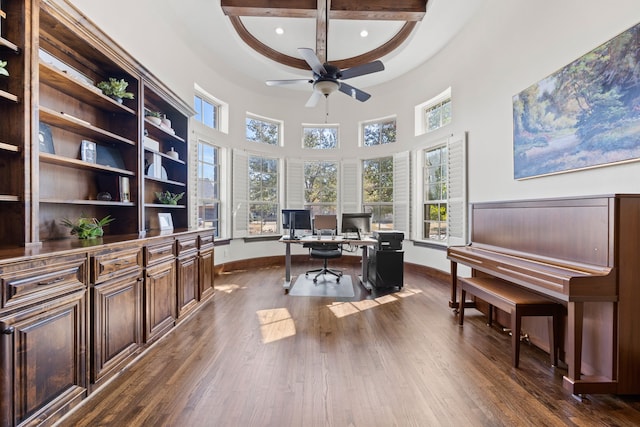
368,231 -> 404,288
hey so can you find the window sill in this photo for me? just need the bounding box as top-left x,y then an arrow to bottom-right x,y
412,240 -> 447,251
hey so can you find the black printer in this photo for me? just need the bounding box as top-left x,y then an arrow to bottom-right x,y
372,230 -> 404,251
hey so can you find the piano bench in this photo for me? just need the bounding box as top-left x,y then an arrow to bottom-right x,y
458,277 -> 562,368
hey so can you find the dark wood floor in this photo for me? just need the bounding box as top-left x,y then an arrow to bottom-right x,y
59,262 -> 640,426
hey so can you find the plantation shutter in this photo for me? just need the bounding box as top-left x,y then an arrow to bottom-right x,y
286,158 -> 304,208
232,149 -> 248,238
447,132 -> 468,246
341,160 -> 359,214
393,151 -> 410,235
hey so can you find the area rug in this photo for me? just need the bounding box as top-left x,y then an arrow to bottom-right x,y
288,274 -> 355,298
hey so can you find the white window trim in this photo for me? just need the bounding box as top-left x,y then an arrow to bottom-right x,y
414,87 -> 451,136
412,132 -> 467,246
194,82 -> 229,134
359,114 -> 397,147
246,112 -> 284,147
301,123 -> 340,149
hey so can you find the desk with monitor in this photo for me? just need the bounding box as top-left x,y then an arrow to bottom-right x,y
279,234 -> 378,292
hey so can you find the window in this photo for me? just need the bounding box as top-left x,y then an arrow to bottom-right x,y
246,115 -> 281,145
194,95 -> 219,129
248,155 -> 279,235
197,142 -> 220,237
304,161 -> 338,215
362,157 -> 394,231
425,99 -> 451,132
415,133 -> 467,246
423,146 -> 447,241
362,117 -> 396,146
415,87 -> 452,135
303,125 -> 338,149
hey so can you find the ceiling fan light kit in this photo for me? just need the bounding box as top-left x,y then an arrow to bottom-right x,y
314,79 -> 339,96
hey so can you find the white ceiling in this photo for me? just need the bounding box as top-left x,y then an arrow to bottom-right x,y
163,0 -> 483,91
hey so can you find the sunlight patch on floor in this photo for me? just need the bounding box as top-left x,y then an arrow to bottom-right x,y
215,284 -> 245,293
327,286 -> 422,318
256,308 -> 296,344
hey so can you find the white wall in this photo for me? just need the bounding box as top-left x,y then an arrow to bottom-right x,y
68,0 -> 640,273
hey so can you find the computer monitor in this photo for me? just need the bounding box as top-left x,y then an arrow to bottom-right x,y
281,209 -> 312,239
341,212 -> 372,239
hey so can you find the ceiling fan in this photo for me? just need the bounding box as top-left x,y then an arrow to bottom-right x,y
266,47 -> 385,107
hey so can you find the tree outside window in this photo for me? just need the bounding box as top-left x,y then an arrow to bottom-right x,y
249,156 -> 278,235
425,98 -> 452,132
197,142 -> 220,236
362,118 -> 396,146
246,116 -> 280,145
304,161 -> 338,216
423,146 -> 447,240
362,157 -> 394,230
303,126 -> 338,149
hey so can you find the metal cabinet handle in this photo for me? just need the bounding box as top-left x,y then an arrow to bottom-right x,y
1,324 -> 15,335
38,276 -> 65,286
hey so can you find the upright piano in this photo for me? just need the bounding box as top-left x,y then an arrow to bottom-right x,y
447,195 -> 640,395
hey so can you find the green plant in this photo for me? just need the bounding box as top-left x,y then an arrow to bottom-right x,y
145,110 -> 162,118
97,78 -> 134,99
155,191 -> 184,205
61,214 -> 115,239
0,60 -> 8,77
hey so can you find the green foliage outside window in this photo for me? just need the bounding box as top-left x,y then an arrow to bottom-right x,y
363,119 -> 396,146
247,117 -> 280,145
303,126 -> 338,149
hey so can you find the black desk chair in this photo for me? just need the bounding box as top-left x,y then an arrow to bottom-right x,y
305,215 -> 343,283
305,239 -> 343,283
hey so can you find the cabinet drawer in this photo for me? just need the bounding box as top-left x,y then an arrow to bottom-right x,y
145,241 -> 175,266
1,256 -> 87,309
91,246 -> 143,283
176,236 -> 198,256
199,233 -> 214,250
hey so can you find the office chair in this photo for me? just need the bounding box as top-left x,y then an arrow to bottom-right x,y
305,215 -> 343,283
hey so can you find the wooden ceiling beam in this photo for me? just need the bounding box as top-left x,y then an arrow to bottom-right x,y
316,0 -> 328,63
222,0 -> 428,21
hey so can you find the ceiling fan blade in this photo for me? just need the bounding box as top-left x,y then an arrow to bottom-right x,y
340,60 -> 385,80
338,82 -> 371,102
266,79 -> 310,86
305,91 -> 323,108
298,47 -> 327,76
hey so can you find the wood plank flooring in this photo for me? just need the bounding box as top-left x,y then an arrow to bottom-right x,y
59,262 -> 640,426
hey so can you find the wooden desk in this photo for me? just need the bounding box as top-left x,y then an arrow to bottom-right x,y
279,236 -> 377,292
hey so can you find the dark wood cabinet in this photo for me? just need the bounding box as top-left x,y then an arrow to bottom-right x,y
199,232 -> 215,301
176,235 -> 198,321
0,253 -> 88,427
90,246 -> 143,387
144,240 -> 176,343
0,1 -> 214,425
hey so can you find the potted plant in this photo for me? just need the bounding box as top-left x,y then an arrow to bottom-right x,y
97,77 -> 134,103
61,214 -> 115,239
145,110 -> 163,126
155,190 -> 184,205
0,60 -> 8,77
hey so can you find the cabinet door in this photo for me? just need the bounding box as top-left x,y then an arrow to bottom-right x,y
92,271 -> 143,386
199,248 -> 214,301
144,260 -> 176,343
176,253 -> 198,321
0,290 -> 86,427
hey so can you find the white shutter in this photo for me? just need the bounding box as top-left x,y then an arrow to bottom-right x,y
232,149 -> 249,238
286,159 -> 304,208
393,151 -> 410,235
447,132 -> 468,246
341,160 -> 359,214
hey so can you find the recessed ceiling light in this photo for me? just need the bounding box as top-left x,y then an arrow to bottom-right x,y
275,27 -> 284,35
360,29 -> 368,38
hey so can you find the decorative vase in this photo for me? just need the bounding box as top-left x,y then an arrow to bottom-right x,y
147,116 -> 162,126
110,95 -> 123,104
166,147 -> 179,160
161,117 -> 172,129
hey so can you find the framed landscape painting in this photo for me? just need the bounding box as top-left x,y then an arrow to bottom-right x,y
512,22 -> 640,179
